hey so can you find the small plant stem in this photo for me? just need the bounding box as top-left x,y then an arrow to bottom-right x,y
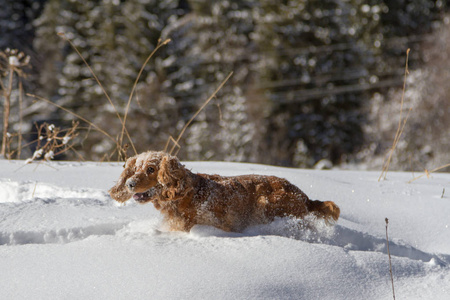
1,68 -> 13,157
17,78 -> 24,158
32,182 -> 38,198
27,93 -> 118,147
119,38 -> 170,151
385,218 -> 396,300
379,49 -> 410,182
408,163 -> 450,183
58,32 -> 136,158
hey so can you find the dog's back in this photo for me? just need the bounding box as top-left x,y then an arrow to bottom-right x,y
191,173 -> 339,231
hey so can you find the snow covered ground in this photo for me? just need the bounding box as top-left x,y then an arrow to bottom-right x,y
1,159 -> 449,299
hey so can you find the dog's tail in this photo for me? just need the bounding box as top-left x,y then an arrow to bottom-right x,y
307,200 -> 340,225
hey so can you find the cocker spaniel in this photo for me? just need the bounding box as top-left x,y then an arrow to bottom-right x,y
109,151 -> 340,232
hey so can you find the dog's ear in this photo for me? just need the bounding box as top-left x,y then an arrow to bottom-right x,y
109,157 -> 136,202
157,155 -> 192,200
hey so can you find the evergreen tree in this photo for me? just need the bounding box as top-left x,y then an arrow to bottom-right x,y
251,0 -> 383,166
34,0 -> 184,159
0,0 -> 46,55
158,0 -> 260,161
29,0 -> 448,165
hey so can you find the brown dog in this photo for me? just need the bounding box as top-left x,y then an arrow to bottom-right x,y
109,151 -> 340,232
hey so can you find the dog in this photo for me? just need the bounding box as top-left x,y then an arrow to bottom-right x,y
109,151 -> 340,232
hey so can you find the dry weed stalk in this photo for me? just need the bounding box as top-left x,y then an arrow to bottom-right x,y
35,33 -> 171,161
4,131 -> 22,159
385,218 -> 396,300
25,121 -> 81,164
27,92 -> 117,143
119,38 -> 171,150
0,49 -> 30,158
164,72 -> 234,155
57,32 -> 138,160
408,163 -> 450,183
17,79 -> 24,158
25,34 -> 169,161
379,49 -> 411,181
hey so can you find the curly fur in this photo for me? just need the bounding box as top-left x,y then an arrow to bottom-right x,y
109,151 -> 340,232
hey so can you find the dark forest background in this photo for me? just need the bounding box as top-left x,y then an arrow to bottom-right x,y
1,0 -> 449,171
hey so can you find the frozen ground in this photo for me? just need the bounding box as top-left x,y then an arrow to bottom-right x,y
0,159 -> 449,299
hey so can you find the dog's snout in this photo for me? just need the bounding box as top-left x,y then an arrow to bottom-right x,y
126,178 -> 137,190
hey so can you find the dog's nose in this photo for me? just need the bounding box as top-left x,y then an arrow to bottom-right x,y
126,178 -> 137,190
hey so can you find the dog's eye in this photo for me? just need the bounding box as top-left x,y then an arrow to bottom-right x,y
147,167 -> 155,174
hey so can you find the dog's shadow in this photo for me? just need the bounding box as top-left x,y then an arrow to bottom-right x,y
189,217 -> 450,266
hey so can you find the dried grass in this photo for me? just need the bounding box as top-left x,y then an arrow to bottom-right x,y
25,33 -> 232,162
408,163 -> 450,183
379,49 -> 411,181
164,72 -> 233,155
120,38 -> 171,152
25,33 -> 171,162
57,33 -> 138,159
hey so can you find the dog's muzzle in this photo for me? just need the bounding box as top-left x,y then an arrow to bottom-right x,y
126,178 -> 137,191
133,188 -> 157,203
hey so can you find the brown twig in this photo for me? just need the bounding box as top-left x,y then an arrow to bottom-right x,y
17,78 -> 24,158
25,122 -> 79,164
1,50 -> 30,158
1,65 -> 13,157
385,218 -> 396,300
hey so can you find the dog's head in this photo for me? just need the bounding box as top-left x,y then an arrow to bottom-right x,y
109,151 -> 191,204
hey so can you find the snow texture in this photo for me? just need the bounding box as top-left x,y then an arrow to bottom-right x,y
0,160 -> 449,299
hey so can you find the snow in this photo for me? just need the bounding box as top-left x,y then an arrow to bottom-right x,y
0,159 -> 449,299
9,55 -> 20,67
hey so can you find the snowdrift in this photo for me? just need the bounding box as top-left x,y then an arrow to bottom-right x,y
1,160 -> 449,299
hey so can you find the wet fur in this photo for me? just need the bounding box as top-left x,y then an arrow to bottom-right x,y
109,151 -> 340,232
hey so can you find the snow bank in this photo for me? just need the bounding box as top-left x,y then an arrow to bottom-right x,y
0,160 -> 449,299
